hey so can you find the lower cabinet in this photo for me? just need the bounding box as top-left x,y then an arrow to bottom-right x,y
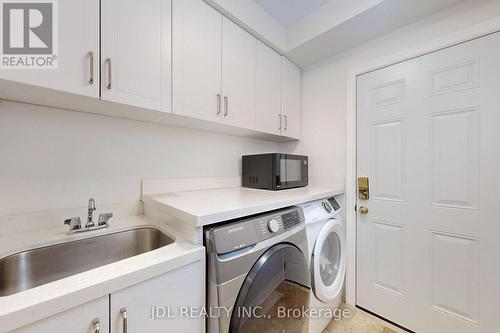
10,297 -> 109,333
9,261 -> 205,333
110,261 -> 205,333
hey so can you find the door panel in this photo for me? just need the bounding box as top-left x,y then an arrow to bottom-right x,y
357,32 -> 500,333
221,17 -> 256,129
0,0 -> 99,98
255,41 -> 282,135
430,108 -> 479,209
371,120 -> 403,201
172,0 -> 222,122
101,0 -> 171,112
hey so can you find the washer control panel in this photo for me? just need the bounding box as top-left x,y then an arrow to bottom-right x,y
208,207 -> 305,254
281,210 -> 302,230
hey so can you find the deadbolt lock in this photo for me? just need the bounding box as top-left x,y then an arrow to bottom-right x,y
358,176 -> 369,200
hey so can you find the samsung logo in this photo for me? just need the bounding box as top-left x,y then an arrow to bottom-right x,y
227,226 -> 244,234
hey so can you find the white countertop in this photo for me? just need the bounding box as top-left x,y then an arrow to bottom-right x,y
144,186 -> 344,226
0,215 -> 204,333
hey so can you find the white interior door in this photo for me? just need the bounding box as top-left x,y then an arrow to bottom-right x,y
221,17 -> 256,129
357,32 -> 500,333
101,0 -> 171,112
172,0 -> 222,122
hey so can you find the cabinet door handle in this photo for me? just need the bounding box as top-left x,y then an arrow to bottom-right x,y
92,319 -> 100,333
120,307 -> 128,333
278,114 -> 283,130
217,94 -> 221,115
284,115 -> 288,131
106,58 -> 112,90
224,96 -> 228,117
88,51 -> 94,85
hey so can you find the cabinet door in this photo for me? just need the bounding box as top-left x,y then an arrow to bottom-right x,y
11,297 -> 108,333
110,261 -> 204,333
221,17 -> 256,129
172,0 -> 222,122
101,0 -> 171,112
0,0 -> 99,98
255,41 -> 282,135
282,58 -> 302,139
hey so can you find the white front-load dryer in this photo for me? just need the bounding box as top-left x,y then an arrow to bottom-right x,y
298,197 -> 346,333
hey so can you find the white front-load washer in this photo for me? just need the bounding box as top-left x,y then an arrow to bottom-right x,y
298,196 -> 346,333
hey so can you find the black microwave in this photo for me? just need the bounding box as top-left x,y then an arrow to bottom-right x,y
242,153 -> 308,190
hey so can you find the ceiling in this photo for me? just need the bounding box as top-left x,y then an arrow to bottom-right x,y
285,0 -> 468,66
253,0 -> 330,27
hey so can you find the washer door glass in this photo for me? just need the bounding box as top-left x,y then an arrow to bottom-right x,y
230,244 -> 310,333
319,232 -> 341,286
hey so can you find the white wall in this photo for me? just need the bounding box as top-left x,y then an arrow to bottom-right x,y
0,101 -> 279,216
283,0 -> 500,188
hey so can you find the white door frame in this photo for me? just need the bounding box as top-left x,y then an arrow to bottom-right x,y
344,16 -> 500,306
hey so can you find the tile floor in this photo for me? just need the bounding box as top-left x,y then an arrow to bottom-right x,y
240,280 -> 310,333
237,279 -> 407,333
323,304 -> 407,333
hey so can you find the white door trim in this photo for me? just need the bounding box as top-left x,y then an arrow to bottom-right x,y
345,16 -> 500,306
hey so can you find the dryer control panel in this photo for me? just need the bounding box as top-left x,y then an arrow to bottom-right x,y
300,196 -> 342,224
207,207 -> 305,254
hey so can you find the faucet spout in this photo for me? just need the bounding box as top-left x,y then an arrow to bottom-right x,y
87,198 -> 96,227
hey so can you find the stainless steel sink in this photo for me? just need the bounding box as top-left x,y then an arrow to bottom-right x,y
0,227 -> 174,297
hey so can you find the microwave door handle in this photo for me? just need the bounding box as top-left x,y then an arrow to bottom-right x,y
280,159 -> 285,188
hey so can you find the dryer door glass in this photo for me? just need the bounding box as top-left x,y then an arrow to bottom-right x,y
229,244 -> 310,333
319,232 -> 341,286
312,220 -> 346,303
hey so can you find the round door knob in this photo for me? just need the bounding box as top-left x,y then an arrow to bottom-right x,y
359,206 -> 369,214
267,219 -> 280,233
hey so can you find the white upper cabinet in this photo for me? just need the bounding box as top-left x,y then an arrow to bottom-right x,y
101,0 -> 171,112
172,0 -> 222,122
282,57 -> 302,139
221,18 -> 256,129
0,0 -> 99,98
255,41 -> 282,136
0,0 -> 301,141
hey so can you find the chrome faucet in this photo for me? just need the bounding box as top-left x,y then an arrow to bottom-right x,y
86,198 -> 96,228
64,198 -> 113,235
